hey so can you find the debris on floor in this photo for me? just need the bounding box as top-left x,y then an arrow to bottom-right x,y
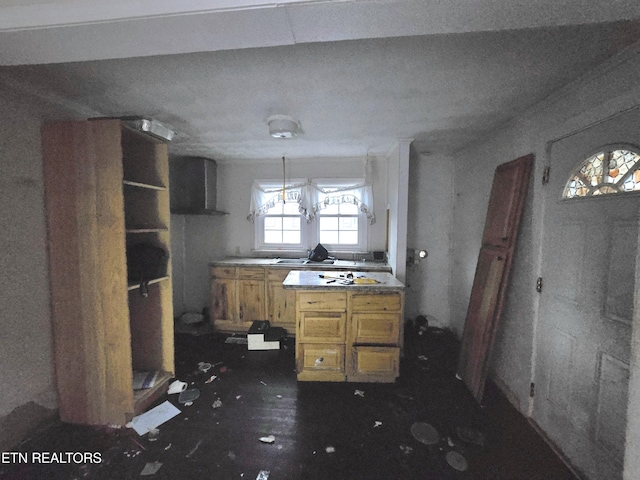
410,422 -> 440,445
212,398 -> 223,409
445,450 -> 468,471
178,388 -> 200,406
256,471 -> 270,480
198,362 -> 212,372
354,389 -> 365,397
167,380 -> 187,394
140,461 -> 163,476
128,400 -> 181,435
259,435 -> 276,444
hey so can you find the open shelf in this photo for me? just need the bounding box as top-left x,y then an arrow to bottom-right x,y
133,371 -> 173,416
127,276 -> 170,291
123,180 -> 167,191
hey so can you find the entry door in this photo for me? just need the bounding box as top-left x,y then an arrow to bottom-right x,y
532,109 -> 640,480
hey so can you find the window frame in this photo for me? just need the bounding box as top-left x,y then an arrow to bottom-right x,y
252,178 -> 369,254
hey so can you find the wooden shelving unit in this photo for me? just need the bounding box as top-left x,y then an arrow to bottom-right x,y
43,119 -> 175,426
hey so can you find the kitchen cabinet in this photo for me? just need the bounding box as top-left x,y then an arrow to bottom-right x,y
210,266 -> 265,332
284,271 -> 404,383
43,119 -> 174,426
210,261 -> 391,335
266,268 -> 297,332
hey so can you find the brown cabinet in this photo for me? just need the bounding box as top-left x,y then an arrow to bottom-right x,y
210,266 -> 265,332
266,268 -> 297,332
295,289 -> 403,383
43,119 -> 174,426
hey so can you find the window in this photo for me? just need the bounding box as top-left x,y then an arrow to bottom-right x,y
563,147 -> 640,199
249,178 -> 373,253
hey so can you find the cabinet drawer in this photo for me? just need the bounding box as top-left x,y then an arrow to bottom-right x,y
351,346 -> 399,377
299,344 -> 345,372
237,267 -> 265,280
350,293 -> 402,312
211,266 -> 235,279
299,311 -> 346,342
298,291 -> 347,311
351,313 -> 400,345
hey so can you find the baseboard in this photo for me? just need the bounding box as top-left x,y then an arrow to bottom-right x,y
0,402 -> 57,451
527,416 -> 586,480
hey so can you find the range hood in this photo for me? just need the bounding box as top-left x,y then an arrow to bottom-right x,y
169,156 -> 228,215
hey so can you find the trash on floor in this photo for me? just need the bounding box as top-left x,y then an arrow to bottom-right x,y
354,389 -> 365,398
325,446 -> 335,453
259,435 -> 276,444
399,445 -> 414,455
198,362 -> 212,373
147,428 -> 159,442
140,461 -> 163,476
186,438 -> 204,458
178,388 -> 200,405
256,471 -> 270,480
225,335 -> 248,345
373,421 -> 383,428
455,426 -> 486,447
410,422 -> 440,445
212,398 -> 223,409
167,380 -> 188,394
128,401 -> 181,435
445,450 -> 468,471
205,375 -> 217,383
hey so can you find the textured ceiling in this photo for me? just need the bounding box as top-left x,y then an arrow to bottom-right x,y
1,0 -> 639,160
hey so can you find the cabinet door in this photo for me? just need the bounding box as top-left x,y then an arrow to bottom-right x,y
266,269 -> 296,333
237,278 -> 265,328
211,277 -> 236,330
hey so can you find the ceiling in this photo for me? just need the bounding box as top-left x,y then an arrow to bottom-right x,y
1,0 -> 640,160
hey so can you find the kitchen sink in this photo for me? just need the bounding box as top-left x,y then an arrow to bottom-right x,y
275,258 -> 336,265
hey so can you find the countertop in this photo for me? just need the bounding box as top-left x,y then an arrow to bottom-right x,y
282,270 -> 404,291
210,257 -> 391,271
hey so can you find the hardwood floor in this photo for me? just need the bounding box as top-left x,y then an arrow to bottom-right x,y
1,330 -> 577,479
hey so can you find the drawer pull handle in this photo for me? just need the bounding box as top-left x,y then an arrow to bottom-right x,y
315,357 -> 324,366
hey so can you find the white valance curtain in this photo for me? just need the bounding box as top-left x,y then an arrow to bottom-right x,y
248,176 -> 376,225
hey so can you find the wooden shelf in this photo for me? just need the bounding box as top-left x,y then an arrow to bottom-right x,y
128,276 -> 170,291
124,180 -> 167,191
126,227 -> 169,234
133,371 -> 173,416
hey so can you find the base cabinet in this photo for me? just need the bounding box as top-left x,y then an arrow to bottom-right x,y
210,266 -> 265,333
295,290 -> 404,383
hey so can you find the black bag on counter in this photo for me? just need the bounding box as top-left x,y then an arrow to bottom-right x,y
308,243 -> 329,262
127,243 -> 168,297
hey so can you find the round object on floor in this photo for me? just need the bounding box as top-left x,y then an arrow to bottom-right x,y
410,422 -> 440,445
455,426 -> 486,447
445,450 -> 468,471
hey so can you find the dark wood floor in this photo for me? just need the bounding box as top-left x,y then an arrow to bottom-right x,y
1,329 -> 577,480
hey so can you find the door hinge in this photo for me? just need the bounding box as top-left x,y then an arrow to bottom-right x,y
542,166 -> 550,185
536,277 -> 543,293
530,382 -> 535,398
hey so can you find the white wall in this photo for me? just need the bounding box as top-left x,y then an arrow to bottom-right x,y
449,42 -> 640,478
405,151 -> 453,327
171,155 -> 389,314
0,82 -> 76,434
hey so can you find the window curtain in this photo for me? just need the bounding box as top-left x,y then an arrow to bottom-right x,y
247,159 -> 376,225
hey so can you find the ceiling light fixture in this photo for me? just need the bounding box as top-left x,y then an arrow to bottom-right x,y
267,115 -> 299,139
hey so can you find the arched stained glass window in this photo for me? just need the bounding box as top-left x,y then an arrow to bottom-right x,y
563,147 -> 640,199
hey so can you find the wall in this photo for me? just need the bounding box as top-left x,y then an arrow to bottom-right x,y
405,151 -> 453,327
449,42 -> 640,478
0,81 -> 76,447
171,155 -> 389,314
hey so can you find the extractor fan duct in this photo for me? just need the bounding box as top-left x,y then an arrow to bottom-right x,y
267,115 -> 299,139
